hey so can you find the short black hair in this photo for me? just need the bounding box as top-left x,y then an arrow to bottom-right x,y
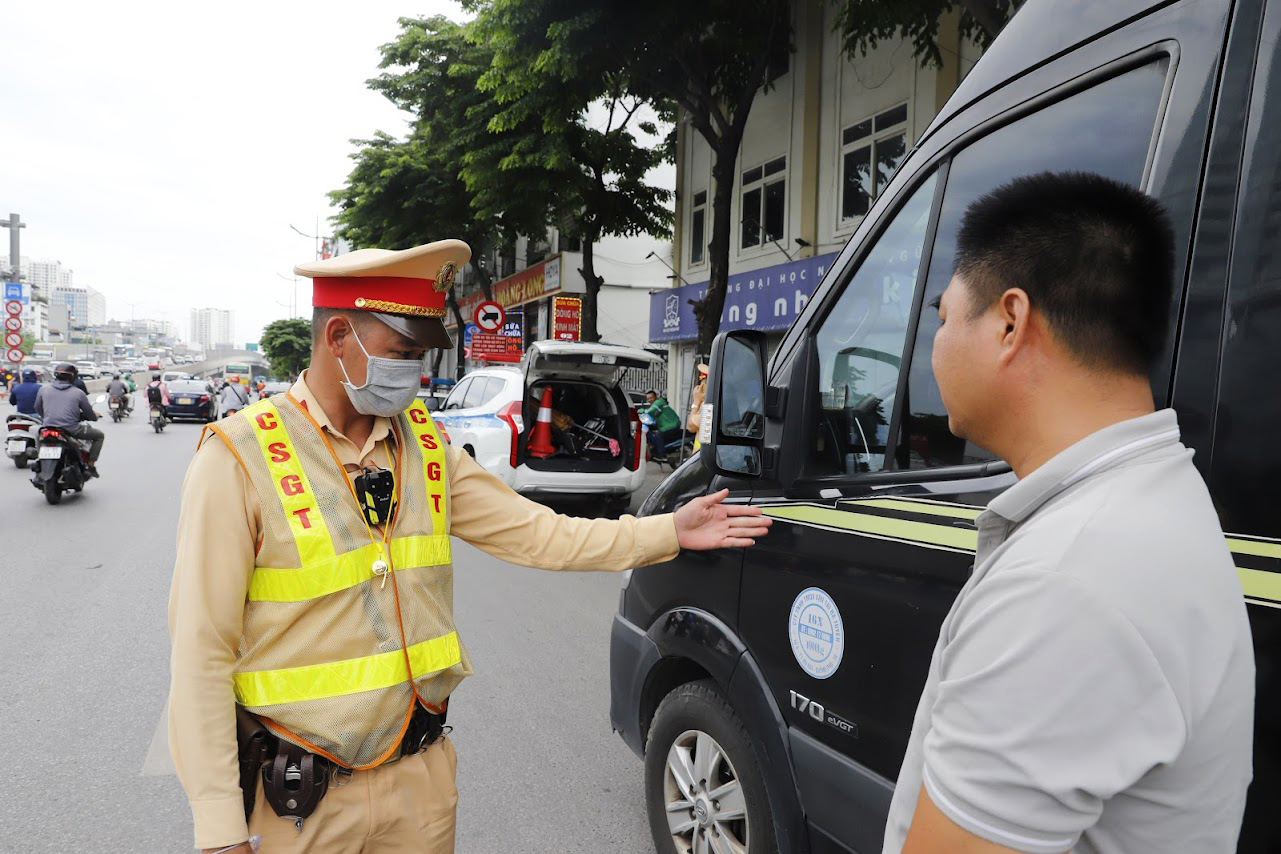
647,389 -> 659,397
954,171 -> 1175,374
312,307 -> 374,344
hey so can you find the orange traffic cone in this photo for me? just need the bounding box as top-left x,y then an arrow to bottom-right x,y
527,386 -> 557,459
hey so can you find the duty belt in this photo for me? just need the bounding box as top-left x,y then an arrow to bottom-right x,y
236,700 -> 449,831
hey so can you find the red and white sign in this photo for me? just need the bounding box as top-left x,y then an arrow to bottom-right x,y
4,299 -> 22,363
470,333 -> 523,363
552,296 -> 582,341
473,301 -> 505,332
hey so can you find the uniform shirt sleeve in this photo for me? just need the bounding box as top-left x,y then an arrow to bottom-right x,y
445,442 -> 679,570
167,435 -> 259,850
920,567 -> 1186,854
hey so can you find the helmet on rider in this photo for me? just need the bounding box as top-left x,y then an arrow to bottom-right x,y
152,373 -> 161,381
54,363 -> 78,381
21,369 -> 36,383
112,373 -> 121,379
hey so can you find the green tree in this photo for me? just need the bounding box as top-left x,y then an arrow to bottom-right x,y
332,16 -> 552,372
259,318 -> 312,379
469,3 -> 675,342
831,0 -> 1020,67
472,0 -> 792,353
19,333 -> 34,356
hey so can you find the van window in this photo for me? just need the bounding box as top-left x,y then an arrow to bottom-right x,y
810,173 -> 937,474
900,62 -> 1168,469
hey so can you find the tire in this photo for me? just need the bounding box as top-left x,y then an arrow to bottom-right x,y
14,456 -> 27,469
43,480 -> 61,505
153,420 -> 163,433
645,680 -> 777,854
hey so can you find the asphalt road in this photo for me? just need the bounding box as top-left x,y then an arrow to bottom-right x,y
0,395 -> 669,853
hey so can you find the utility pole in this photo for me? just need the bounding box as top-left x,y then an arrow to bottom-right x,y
1,213 -> 26,282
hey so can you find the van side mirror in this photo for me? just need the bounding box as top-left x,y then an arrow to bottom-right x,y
699,330 -> 768,478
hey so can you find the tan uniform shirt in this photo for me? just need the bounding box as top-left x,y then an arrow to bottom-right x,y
169,373 -> 680,847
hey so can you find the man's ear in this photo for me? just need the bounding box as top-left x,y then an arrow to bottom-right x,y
325,315 -> 350,359
996,287 -> 1033,366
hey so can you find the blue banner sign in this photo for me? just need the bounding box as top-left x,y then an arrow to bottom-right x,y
648,252 -> 838,343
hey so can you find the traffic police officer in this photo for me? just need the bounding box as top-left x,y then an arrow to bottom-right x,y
168,240 -> 770,854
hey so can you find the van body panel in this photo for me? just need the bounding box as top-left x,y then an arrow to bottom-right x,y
611,1 -> 1281,851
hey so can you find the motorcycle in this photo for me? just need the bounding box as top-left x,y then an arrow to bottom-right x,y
30,423 -> 93,504
150,402 -> 166,433
639,410 -> 696,469
5,412 -> 41,469
108,394 -> 126,422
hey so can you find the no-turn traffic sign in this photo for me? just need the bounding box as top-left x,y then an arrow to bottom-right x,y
5,348 -> 22,363
3,331 -> 21,349
473,301 -> 505,333
4,299 -> 22,316
4,315 -> 21,332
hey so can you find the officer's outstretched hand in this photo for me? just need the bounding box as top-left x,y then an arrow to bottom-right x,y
673,488 -> 772,550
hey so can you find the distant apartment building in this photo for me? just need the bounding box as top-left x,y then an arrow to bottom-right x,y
52,284 -> 106,328
28,258 -> 75,301
190,307 -> 235,352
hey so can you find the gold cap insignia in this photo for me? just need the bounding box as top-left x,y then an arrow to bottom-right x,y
434,261 -> 458,293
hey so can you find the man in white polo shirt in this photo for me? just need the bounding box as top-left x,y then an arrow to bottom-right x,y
884,172 -> 1255,854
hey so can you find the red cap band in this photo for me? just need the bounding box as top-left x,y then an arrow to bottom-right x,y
311,276 -> 447,317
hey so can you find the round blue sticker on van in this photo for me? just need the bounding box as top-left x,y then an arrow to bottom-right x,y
788,587 -> 844,679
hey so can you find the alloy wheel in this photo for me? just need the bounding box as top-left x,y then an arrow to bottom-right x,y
663,729 -> 749,854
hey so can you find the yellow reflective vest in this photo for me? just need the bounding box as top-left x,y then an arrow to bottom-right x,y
206,394 -> 471,769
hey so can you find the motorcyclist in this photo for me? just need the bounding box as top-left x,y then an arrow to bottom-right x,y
145,373 -> 170,420
640,389 -> 684,457
8,369 -> 41,416
34,363 -> 102,477
219,374 -> 249,416
106,373 -> 132,414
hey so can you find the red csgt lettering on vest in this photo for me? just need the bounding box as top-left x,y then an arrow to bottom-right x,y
409,408 -> 429,425
268,442 -> 291,463
431,494 -> 443,513
281,474 -> 305,497
419,432 -> 439,451
426,462 -> 442,482
292,507 -> 314,529
256,412 -> 279,431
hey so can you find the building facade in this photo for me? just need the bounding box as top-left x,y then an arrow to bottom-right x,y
436,231 -> 672,381
653,4 -> 983,409
190,308 -> 235,353
51,284 -> 106,329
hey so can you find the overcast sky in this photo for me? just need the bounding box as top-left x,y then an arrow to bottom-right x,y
1,0 -> 475,344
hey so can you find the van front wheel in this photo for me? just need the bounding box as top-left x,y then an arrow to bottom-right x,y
645,680 -> 777,854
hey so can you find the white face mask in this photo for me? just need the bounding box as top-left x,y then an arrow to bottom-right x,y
338,324 -> 422,417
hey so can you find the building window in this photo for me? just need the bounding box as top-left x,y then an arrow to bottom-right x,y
558,234 -> 582,253
740,156 -> 786,250
690,190 -> 707,265
841,103 -> 909,223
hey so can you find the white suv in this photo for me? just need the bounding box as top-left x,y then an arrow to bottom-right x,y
431,342 -> 660,511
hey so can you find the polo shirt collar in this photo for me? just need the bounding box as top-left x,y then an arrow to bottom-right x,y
986,409 -> 1182,525
288,370 -> 392,455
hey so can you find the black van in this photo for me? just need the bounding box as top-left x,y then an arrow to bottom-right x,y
609,0 -> 1281,851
